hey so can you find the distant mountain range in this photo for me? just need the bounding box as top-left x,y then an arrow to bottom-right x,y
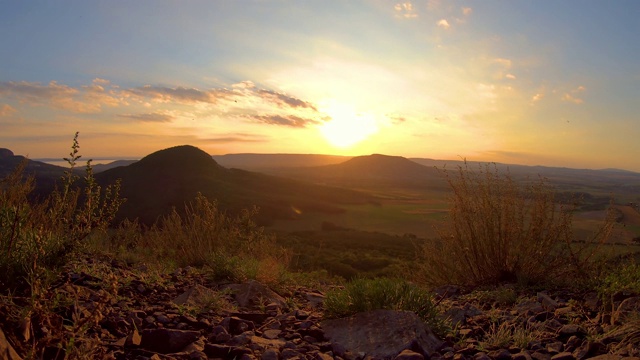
3,146 -> 640,226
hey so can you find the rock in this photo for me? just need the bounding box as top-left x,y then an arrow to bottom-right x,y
433,285 -> 464,299
0,327 -> 22,360
314,352 -> 334,360
125,329 -> 142,346
173,284 -> 223,307
550,352 -> 574,360
582,292 -> 601,312
537,293 -> 559,311
515,301 -> 545,316
531,352 -> 551,360
512,352 -> 532,360
263,329 -> 282,340
395,349 -> 425,360
474,353 -> 491,360
443,304 -> 482,326
204,344 -> 232,358
487,349 -> 512,360
140,328 -> 200,353
321,310 -> 443,359
558,325 -> 586,338
262,348 -> 281,360
306,292 -> 326,308
227,281 -> 287,309
251,336 -> 286,350
585,356 -> 622,360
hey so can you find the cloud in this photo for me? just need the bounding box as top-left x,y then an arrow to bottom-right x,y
386,114 -> 407,124
257,89 -> 318,111
118,112 -> 175,122
505,74 -> 516,80
531,93 -> 544,104
561,93 -> 583,104
126,85 -> 222,104
493,58 -> 512,68
462,7 -> 472,16
0,104 -> 16,117
561,86 -> 586,104
0,81 -> 78,103
394,2 -> 418,18
204,135 -> 266,143
437,19 -> 450,29
247,114 -> 320,128
0,80 -> 125,113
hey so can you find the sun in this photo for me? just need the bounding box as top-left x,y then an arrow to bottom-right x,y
319,102 -> 379,148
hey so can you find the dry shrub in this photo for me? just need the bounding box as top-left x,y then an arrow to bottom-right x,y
148,193 -> 290,284
418,163 -> 613,287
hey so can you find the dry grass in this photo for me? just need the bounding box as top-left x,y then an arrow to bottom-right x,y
418,163 -> 614,287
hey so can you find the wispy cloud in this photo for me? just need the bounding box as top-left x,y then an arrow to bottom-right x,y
561,85 -> 586,104
257,89 -> 318,111
0,79 -> 125,113
462,7 -> 473,16
0,104 -> 16,117
246,114 -> 320,128
203,135 -> 267,143
118,112 -> 176,122
125,85 -> 227,104
530,93 -> 544,105
437,19 -> 450,29
394,2 -> 418,18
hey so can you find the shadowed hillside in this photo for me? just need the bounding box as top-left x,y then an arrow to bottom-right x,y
261,154 -> 446,190
0,148 -> 67,197
96,145 -> 376,225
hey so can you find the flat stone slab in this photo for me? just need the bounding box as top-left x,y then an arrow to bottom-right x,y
321,310 -> 443,359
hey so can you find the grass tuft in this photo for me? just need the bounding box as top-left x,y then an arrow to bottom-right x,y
323,277 -> 448,337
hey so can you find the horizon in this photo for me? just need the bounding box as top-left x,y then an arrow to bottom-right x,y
2,2 -> 640,171
22,148 -> 638,174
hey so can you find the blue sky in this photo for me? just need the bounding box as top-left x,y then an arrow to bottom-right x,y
1,1 -> 639,171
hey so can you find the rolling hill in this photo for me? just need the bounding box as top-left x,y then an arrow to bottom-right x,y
0,148 -> 68,197
258,154 -> 446,190
95,145 -> 376,225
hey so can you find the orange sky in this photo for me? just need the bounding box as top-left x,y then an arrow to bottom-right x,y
1,1 -> 639,171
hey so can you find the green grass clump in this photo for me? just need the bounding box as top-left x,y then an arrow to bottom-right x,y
418,163 -> 614,287
598,260 -> 640,305
324,277 -> 448,337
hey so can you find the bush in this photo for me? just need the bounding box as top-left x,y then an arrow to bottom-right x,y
146,193 -> 290,284
324,277 -> 448,337
0,133 -> 123,290
418,163 -> 613,287
598,260 -> 640,306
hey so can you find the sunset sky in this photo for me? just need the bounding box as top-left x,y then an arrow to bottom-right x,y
1,1 -> 639,171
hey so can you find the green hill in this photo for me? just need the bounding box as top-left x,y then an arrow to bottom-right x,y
96,145 -> 375,225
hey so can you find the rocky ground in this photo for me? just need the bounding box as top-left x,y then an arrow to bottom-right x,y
1,255 -> 639,360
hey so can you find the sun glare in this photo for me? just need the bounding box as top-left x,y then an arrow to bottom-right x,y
319,102 -> 379,148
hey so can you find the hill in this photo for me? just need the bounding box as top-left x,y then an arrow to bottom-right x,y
259,154 -> 446,190
95,145 -> 375,225
0,148 -> 68,197
212,153 -> 349,171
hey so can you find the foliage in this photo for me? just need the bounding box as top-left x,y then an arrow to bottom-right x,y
323,277 -> 448,337
417,163 -> 614,287
0,132 -> 124,290
597,260 -> 640,305
144,193 -> 290,285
